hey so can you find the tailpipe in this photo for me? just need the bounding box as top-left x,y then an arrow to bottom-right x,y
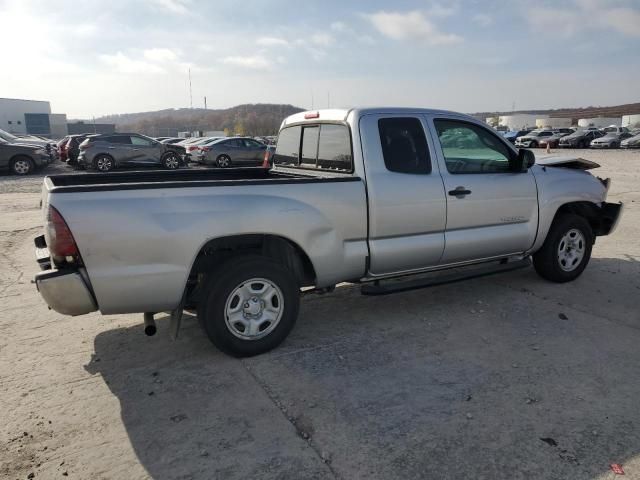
143,312 -> 157,336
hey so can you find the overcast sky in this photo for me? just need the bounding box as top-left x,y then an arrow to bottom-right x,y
1,0 -> 639,118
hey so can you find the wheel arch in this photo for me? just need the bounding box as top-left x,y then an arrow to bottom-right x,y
185,234 -> 317,306
551,201 -> 608,238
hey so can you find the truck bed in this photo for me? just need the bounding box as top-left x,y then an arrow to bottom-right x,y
45,167 -> 358,193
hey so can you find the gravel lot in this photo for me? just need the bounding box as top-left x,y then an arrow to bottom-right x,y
1,149 -> 639,479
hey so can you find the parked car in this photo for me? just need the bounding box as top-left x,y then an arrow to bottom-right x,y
0,138 -> 51,175
77,133 -> 186,172
0,128 -> 55,159
65,134 -> 93,166
32,107 -> 623,357
514,130 -> 557,148
183,137 -> 220,161
57,136 -> 71,162
558,130 -> 604,148
160,138 -> 185,145
621,133 -> 640,148
601,126 -> 629,135
590,132 -> 634,149
538,132 -> 571,149
502,130 -> 531,144
196,137 -> 268,167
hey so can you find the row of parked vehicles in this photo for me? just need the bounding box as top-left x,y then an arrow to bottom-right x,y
56,133 -> 275,172
0,128 -> 58,175
504,126 -> 640,149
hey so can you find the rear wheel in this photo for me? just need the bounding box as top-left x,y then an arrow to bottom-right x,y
11,156 -> 34,175
197,255 -> 300,357
533,214 -> 593,283
530,141 -> 538,148
94,154 -> 114,172
216,154 -> 231,168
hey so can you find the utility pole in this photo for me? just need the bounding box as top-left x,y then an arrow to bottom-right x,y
189,68 -> 193,109
204,96 -> 207,109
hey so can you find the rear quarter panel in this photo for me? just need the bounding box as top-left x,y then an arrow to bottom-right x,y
48,180 -> 368,314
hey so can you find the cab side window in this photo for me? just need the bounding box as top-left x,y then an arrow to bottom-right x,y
378,117 -> 431,174
434,119 -> 513,174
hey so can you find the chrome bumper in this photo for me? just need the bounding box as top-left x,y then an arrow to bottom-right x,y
34,235 -> 97,316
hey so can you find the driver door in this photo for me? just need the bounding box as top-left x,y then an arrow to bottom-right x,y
428,116 -> 539,264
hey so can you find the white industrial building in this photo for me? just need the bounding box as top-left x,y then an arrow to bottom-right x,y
0,97 -> 68,138
622,114 -> 640,128
578,117 -> 621,128
536,117 -> 572,129
498,114 -> 545,130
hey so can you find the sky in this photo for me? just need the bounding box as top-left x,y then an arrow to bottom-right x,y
1,0 -> 639,118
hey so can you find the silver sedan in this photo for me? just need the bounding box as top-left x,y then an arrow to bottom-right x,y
196,137 -> 268,167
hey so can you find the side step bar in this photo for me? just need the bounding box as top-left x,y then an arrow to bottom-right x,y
361,258 -> 531,296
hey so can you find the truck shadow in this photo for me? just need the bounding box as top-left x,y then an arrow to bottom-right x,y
85,256 -> 640,479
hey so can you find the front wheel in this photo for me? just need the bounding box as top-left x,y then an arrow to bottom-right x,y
533,214 -> 593,283
11,156 -> 34,175
162,152 -> 180,169
197,255 -> 300,357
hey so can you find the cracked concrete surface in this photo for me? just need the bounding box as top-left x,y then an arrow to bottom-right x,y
1,150 -> 639,479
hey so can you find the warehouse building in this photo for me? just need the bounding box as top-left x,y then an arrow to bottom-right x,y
578,117 -> 621,128
622,114 -> 640,128
0,97 -> 68,138
67,121 -> 115,135
536,117 -> 572,129
498,114 -> 544,130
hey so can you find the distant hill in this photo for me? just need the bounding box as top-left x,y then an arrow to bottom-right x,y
473,102 -> 640,122
93,103 -> 305,137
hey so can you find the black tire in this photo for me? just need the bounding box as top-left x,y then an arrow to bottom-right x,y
578,140 -> 586,149
216,154 -> 231,168
197,255 -> 300,357
162,152 -> 180,169
10,155 -> 34,175
533,214 -> 593,283
94,154 -> 115,172
530,141 -> 538,148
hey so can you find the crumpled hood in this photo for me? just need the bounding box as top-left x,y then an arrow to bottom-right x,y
535,155 -> 600,170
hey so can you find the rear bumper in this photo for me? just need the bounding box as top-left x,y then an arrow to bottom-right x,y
33,235 -> 97,316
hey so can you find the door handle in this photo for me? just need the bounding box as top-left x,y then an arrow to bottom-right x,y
448,186 -> 472,197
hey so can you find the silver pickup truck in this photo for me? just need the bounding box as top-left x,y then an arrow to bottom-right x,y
34,108 -> 623,356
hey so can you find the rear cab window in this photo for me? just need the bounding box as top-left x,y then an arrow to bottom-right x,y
274,123 -> 352,172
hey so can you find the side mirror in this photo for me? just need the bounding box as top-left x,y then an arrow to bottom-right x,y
514,149 -> 535,172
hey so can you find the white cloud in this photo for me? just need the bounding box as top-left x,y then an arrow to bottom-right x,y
330,21 -> 348,32
310,33 -> 335,47
149,0 -> 191,15
143,48 -> 179,62
526,3 -> 640,38
256,37 -> 289,47
221,55 -> 271,69
427,3 -> 458,18
366,10 -> 463,45
472,13 -> 493,27
99,52 -> 166,74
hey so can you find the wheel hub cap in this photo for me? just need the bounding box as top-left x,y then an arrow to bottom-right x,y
225,278 -> 284,340
557,228 -> 586,272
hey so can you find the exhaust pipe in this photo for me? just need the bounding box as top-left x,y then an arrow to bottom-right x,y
143,312 -> 157,336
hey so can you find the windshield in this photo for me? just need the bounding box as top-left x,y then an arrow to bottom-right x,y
603,127 -> 617,133
0,128 -> 19,142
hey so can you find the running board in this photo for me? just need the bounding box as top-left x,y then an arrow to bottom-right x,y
360,258 -> 531,296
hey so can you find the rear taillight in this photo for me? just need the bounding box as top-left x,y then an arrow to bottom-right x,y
262,150 -> 271,168
46,206 -> 80,262
201,146 -> 210,152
